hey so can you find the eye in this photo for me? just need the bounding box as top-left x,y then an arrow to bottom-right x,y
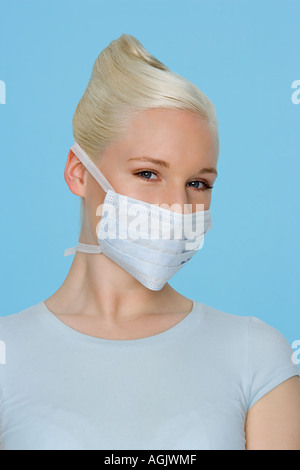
187,180 -> 214,191
135,171 -> 214,191
135,171 -> 159,181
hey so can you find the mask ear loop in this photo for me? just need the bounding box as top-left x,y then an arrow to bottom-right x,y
70,142 -> 115,193
64,142 -> 115,256
64,243 -> 102,256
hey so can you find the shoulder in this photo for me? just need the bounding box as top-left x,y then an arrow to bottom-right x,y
195,301 -> 250,346
246,315 -> 299,410
0,302 -> 46,385
248,315 -> 295,355
196,301 -> 250,329
195,301 -> 299,409
0,302 -> 44,347
245,317 -> 300,449
197,300 -> 297,358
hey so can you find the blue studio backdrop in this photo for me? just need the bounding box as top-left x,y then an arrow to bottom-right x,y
0,0 -> 299,365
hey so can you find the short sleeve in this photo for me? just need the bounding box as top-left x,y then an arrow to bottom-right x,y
247,316 -> 300,411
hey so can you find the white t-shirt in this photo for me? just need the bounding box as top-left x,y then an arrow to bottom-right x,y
0,299 -> 299,450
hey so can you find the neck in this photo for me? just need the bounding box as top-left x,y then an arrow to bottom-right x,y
45,248 -> 191,322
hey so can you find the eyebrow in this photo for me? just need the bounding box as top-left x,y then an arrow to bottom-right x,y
127,156 -> 218,177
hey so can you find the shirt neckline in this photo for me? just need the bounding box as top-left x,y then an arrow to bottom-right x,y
39,299 -> 202,347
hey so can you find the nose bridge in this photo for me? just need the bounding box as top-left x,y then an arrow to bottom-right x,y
162,185 -> 192,214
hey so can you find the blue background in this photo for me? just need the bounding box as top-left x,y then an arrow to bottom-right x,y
0,0 -> 299,353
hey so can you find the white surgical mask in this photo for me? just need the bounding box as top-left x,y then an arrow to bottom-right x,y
64,141 -> 213,291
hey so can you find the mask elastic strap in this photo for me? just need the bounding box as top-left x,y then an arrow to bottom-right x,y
70,141 -> 115,193
64,242 -> 102,257
64,142 -> 114,257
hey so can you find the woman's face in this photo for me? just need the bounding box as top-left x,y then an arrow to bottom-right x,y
69,108 -> 219,239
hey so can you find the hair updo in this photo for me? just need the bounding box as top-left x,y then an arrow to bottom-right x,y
72,33 -> 218,161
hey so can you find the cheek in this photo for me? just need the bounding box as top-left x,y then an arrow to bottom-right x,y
83,185 -> 106,233
114,179 -> 154,200
193,193 -> 213,212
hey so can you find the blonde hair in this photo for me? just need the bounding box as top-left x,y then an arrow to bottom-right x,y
73,33 -> 218,158
72,34 -> 219,224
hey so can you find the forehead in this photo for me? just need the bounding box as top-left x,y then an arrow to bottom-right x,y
104,108 -> 219,169
125,107 -> 217,139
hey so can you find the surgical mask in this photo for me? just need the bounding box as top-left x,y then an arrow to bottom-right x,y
64,141 -> 213,291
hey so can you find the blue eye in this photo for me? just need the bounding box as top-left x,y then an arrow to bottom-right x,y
136,171 -> 158,180
135,171 -> 214,191
187,180 -> 214,191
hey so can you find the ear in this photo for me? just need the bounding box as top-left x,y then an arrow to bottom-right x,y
64,149 -> 87,197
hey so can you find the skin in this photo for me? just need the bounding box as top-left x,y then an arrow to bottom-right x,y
45,108 -> 219,330
245,376 -> 300,450
44,107 -> 300,449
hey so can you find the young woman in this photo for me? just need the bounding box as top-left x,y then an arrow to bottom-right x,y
0,34 -> 299,450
